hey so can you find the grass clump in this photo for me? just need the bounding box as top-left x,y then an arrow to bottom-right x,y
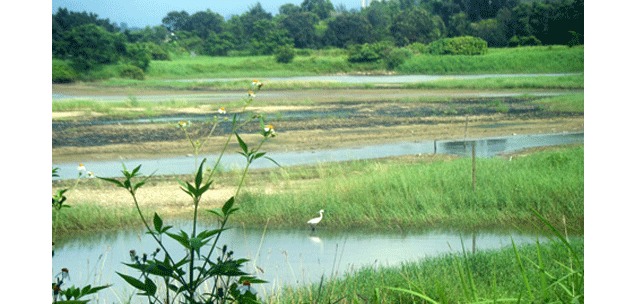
277,237 -> 583,303
233,145 -> 584,234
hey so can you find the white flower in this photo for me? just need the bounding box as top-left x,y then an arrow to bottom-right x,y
238,281 -> 257,295
217,107 -> 227,114
77,163 -> 86,172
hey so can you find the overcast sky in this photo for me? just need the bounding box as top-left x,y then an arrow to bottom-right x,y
52,0 -> 366,28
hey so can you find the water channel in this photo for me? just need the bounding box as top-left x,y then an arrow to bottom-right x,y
52,132 -> 583,180
53,222 -> 553,301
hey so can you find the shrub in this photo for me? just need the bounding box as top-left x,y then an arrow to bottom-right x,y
52,60 -> 78,83
119,64 -> 145,80
348,41 -> 394,63
384,47 -> 413,70
427,36 -> 488,55
509,35 -> 542,47
406,42 -> 428,54
274,45 -> 295,63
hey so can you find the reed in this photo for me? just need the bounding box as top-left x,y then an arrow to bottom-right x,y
275,237 -> 583,303
232,145 -> 584,234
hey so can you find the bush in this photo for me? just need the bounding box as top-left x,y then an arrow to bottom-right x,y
427,36 -> 488,55
406,42 -> 428,54
509,35 -> 542,47
274,45 -> 295,63
384,47 -> 413,70
348,41 -> 394,63
52,60 -> 78,83
119,64 -> 145,80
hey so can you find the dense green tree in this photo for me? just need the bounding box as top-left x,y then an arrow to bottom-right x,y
468,18 -> 506,47
280,11 -> 320,48
226,3 -> 273,51
279,3 -> 302,15
448,12 -> 470,37
161,11 -> 190,32
362,1 -> 400,43
124,26 -> 170,44
300,0 -> 335,20
248,19 -> 293,55
61,24 -> 126,70
201,32 -> 235,56
390,7 -> 446,46
185,10 -> 225,39
323,13 -> 372,48
53,8 -> 119,57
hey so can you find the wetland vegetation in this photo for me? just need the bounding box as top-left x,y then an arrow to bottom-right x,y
52,38 -> 584,304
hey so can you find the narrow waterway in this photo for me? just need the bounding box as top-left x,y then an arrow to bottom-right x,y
52,132 -> 583,180
53,222 -> 551,301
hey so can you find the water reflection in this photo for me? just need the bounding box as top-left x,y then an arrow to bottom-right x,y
53,222 -> 550,300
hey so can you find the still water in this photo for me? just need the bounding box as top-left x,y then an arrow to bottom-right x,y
53,222 -> 549,301
52,132 -> 583,180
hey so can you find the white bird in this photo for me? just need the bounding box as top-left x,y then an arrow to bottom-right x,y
307,209 -> 324,231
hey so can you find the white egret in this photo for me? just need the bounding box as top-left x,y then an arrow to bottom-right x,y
307,209 -> 324,231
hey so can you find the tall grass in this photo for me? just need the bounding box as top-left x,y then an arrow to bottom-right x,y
233,145 -> 584,233
398,45 -> 584,74
52,203 -> 141,234
275,237 -> 583,303
141,46 -> 583,80
404,74 -> 584,90
533,92 -> 584,113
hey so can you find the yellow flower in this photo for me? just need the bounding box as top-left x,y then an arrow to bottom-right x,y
178,120 -> 191,128
77,163 -> 86,172
248,90 -> 256,98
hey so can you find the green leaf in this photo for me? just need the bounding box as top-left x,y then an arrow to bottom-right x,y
167,230 -> 191,249
153,213 -> 163,232
222,197 -> 235,216
384,286 -> 439,304
117,272 -> 147,291
265,156 -> 282,167
195,158 -> 207,188
97,177 -> 124,188
235,133 -> 249,154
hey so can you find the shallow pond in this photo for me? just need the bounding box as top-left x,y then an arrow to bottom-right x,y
53,223 -> 551,301
52,132 -> 583,180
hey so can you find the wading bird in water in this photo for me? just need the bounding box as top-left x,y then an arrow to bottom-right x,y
307,209 -> 324,231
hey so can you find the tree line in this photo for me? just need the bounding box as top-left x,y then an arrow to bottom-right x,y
52,0 -> 583,76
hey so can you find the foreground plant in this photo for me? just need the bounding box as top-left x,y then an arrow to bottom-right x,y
52,166 -> 110,303
99,80 -> 277,303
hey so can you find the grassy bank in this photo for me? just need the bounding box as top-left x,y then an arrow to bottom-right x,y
274,237 -> 583,303
53,145 -> 583,235
137,45 -> 583,80
232,145 -> 584,234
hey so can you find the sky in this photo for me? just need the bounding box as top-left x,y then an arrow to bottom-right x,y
51,0 -> 366,28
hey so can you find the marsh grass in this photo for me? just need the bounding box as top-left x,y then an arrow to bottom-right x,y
398,45 -> 584,74
404,74 -> 583,90
276,237 -> 583,303
532,92 -> 584,113
233,145 -> 584,233
140,46 -> 582,80
52,203 -> 141,234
